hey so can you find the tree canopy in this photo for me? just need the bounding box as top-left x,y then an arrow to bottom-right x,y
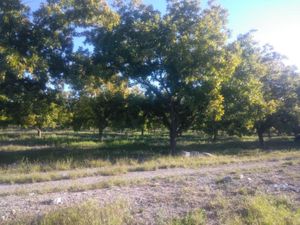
0,0 -> 299,151
88,0 -> 240,153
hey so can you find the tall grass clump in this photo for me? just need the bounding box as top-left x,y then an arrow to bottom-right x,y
168,210 -> 206,225
227,195 -> 300,225
11,200 -> 131,225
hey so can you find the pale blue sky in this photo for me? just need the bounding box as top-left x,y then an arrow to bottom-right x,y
24,0 -> 300,68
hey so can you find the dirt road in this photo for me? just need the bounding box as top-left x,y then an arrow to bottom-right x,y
1,158 -> 299,224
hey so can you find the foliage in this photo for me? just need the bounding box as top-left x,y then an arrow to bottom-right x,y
89,0 -> 240,153
0,0 -> 299,149
72,75 -> 131,139
202,31 -> 300,145
227,195 -> 300,225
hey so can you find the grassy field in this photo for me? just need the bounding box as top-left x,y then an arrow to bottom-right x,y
1,130 -> 300,184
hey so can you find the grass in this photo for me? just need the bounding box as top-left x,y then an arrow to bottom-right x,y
0,176 -> 150,196
227,195 -> 300,225
2,130 -> 300,224
0,166 -> 128,184
9,200 -> 132,225
6,194 -> 299,225
168,210 -> 206,225
1,130 -> 300,184
208,192 -> 300,225
1,150 -> 300,185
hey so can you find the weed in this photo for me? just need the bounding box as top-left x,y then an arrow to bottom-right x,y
227,195 -> 300,225
168,210 -> 206,225
10,200 -> 131,225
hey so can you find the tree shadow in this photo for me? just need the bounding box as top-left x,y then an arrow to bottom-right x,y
0,132 -> 299,165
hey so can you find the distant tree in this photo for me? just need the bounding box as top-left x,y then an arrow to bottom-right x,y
219,32 -> 299,146
89,0 -> 239,154
218,32 -> 271,142
264,65 -> 300,138
255,45 -> 300,145
73,76 -> 130,140
72,95 -> 95,131
124,92 -> 148,136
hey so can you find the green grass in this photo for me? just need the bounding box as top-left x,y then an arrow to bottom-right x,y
0,175 -> 160,196
168,210 -> 206,225
7,193 -> 298,225
228,195 -> 300,225
1,130 -> 300,184
208,191 -> 300,225
1,150 -> 300,185
9,200 -> 132,225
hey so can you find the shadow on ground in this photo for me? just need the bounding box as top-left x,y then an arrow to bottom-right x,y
0,131 -> 299,165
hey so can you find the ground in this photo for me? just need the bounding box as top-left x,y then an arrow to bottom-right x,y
0,130 -> 300,224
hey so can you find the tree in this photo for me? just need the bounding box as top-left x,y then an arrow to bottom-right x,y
0,0 -> 118,134
218,32 -> 270,143
73,75 -> 130,140
0,0 -> 43,133
263,65 -> 300,138
219,32 -> 299,146
89,0 -> 239,154
255,45 -> 300,145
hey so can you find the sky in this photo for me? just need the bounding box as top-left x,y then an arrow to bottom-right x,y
24,0 -> 300,69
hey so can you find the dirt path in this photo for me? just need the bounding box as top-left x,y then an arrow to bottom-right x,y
0,160 -> 281,195
1,159 -> 300,224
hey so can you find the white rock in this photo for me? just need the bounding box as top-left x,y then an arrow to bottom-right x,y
179,151 -> 191,157
201,152 -> 215,157
29,192 -> 35,196
179,151 -> 215,157
52,197 -> 63,205
247,177 -> 252,181
239,174 -> 244,179
62,173 -> 69,178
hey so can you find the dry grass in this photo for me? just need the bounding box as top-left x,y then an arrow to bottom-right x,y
6,193 -> 298,225
1,131 -> 300,185
1,150 -> 300,185
8,200 -> 131,225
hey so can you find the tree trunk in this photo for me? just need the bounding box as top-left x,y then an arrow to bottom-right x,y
169,128 -> 177,155
169,100 -> 177,155
141,127 -> 144,136
257,129 -> 264,147
98,127 -> 104,141
37,128 -> 42,138
212,131 -> 217,142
